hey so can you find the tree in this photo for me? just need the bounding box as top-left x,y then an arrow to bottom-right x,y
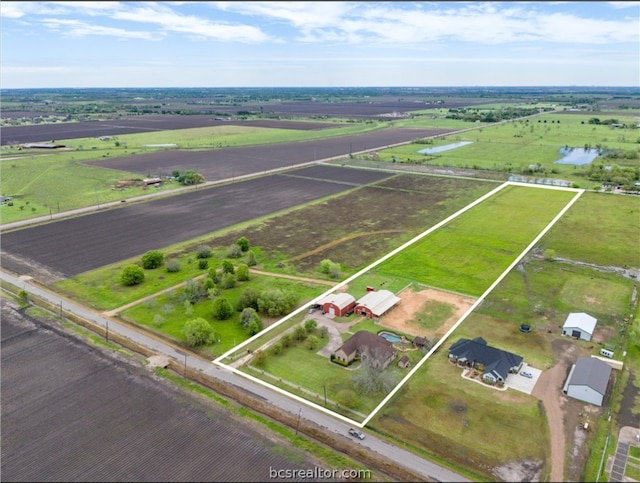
219,272 -> 236,289
141,250 -> 164,269
257,288 -> 299,317
237,236 -> 250,252
253,350 -> 267,367
212,297 -> 233,320
227,243 -> 242,258
236,287 -> 260,312
293,324 -> 307,341
319,259 -> 333,274
304,319 -> 317,334
352,347 -> 399,396
120,264 -> 144,286
245,250 -> 257,267
196,245 -> 212,259
306,334 -> 320,350
222,259 -> 235,274
236,263 -> 250,281
240,307 -> 261,330
247,320 -> 262,336
178,169 -> 205,185
166,258 -> 181,273
182,317 -> 215,347
18,289 -> 29,307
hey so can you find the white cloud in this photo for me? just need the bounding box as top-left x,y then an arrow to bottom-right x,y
107,3 -> 272,42
40,18 -> 158,40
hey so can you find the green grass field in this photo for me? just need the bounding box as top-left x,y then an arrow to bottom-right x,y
377,184 -> 577,296
371,351 -> 549,480
371,112 -> 640,183
538,191 -> 640,268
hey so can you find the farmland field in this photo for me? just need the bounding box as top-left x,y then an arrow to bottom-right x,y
1,166 -> 394,280
0,298 -> 322,482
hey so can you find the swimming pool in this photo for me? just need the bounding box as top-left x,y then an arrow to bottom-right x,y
378,331 -> 403,343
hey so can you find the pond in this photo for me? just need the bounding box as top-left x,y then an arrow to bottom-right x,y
417,141 -> 473,155
554,147 -> 600,165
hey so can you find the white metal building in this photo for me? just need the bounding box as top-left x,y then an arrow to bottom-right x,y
562,312 -> 597,341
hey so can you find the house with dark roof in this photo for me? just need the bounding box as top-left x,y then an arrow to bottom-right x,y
354,290 -> 400,319
448,337 -> 523,384
562,357 -> 612,406
333,331 -> 396,370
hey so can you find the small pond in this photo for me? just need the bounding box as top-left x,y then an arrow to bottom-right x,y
554,147 -> 600,165
417,141 -> 473,155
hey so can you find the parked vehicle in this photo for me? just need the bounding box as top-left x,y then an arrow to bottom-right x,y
348,428 -> 365,440
520,371 -> 533,378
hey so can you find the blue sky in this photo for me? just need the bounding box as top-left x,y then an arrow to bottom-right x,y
1,1 -> 638,88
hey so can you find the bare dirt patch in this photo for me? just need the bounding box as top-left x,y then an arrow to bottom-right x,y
378,287 -> 476,338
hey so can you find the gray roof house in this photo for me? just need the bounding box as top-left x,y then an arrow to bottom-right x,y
448,337 -> 523,384
562,357 -> 612,406
562,312 -> 598,341
333,331 -> 396,370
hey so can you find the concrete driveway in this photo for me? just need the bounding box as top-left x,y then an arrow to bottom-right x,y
507,363 -> 542,394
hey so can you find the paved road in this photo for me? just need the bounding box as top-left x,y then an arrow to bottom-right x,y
1,269 -> 468,482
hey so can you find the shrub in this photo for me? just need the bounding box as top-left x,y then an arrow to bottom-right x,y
141,250 -> 164,269
120,264 -> 145,286
166,259 -> 181,273
270,342 -> 283,356
237,236 -> 250,252
236,263 -> 250,281
212,297 -> 233,320
220,272 -> 236,289
182,317 -> 215,347
196,245 -> 212,259
227,243 -> 242,258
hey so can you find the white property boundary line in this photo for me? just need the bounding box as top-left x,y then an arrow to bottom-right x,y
214,181 -> 585,428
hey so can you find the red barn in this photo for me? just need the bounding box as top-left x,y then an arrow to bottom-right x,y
318,293 -> 356,317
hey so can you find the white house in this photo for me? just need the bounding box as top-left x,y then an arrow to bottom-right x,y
562,312 -> 597,341
563,357 -> 612,406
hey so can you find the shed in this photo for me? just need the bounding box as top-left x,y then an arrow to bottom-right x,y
562,312 -> 597,341
317,293 -> 356,317
398,355 -> 411,369
563,357 -> 612,406
354,290 -> 400,319
413,336 -> 427,348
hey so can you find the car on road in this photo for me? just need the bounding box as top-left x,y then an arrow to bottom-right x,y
348,428 -> 365,440
520,371 -> 533,378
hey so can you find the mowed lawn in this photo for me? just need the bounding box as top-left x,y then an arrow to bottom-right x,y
378,184 -> 578,296
371,353 -> 548,479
